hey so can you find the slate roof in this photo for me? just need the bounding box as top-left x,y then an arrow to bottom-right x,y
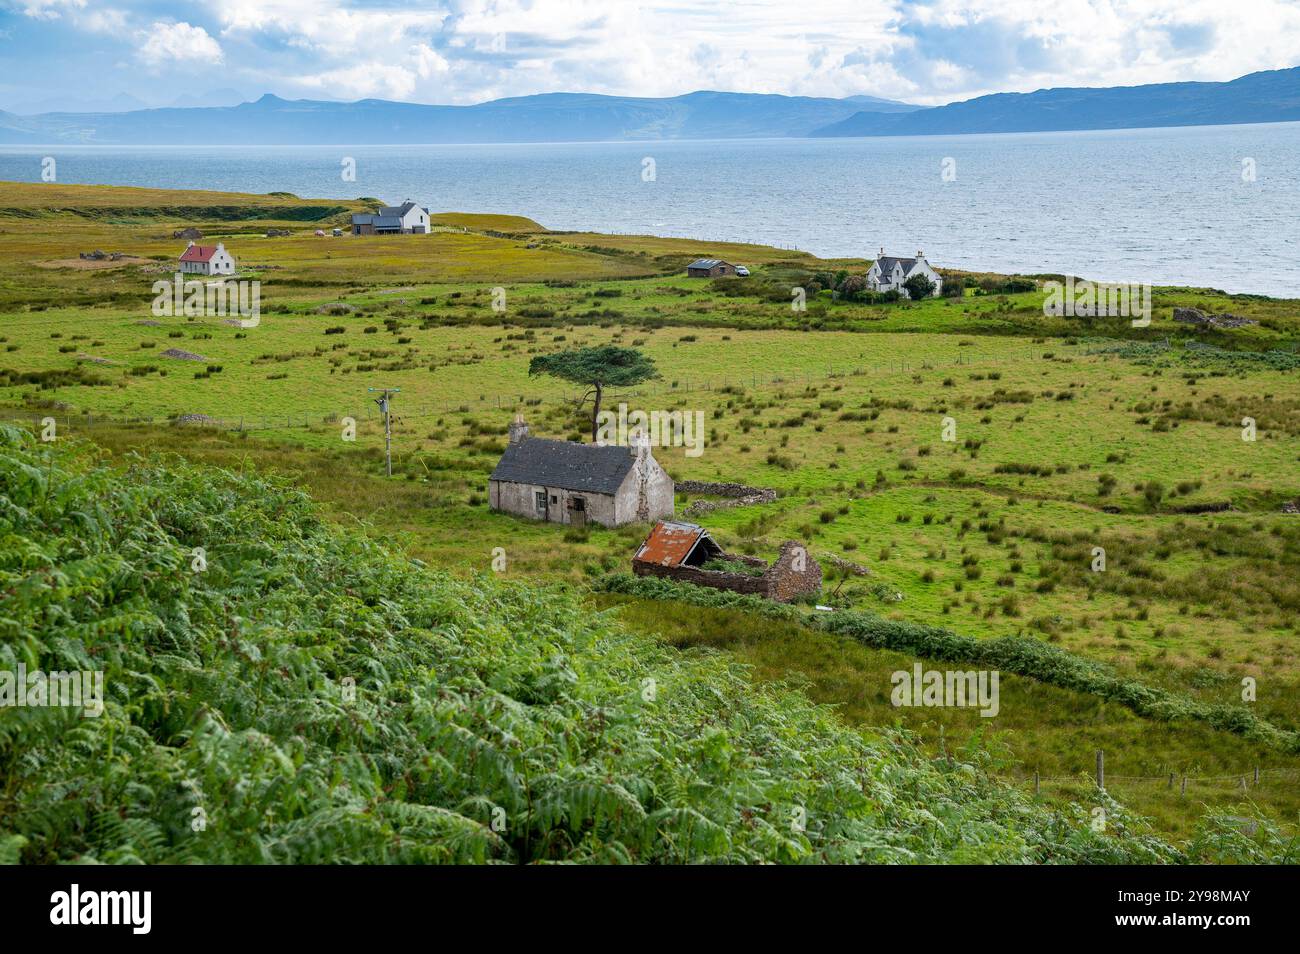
876,255 -> 917,275
378,201 -> 419,217
490,437 -> 636,495
688,258 -> 730,269
350,213 -> 402,228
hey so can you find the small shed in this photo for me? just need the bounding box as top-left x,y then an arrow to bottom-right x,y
686,258 -> 736,278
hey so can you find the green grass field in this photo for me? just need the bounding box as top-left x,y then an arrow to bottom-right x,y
3,180 -> 1298,844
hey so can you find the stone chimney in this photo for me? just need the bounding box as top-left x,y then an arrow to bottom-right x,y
187,240 -> 195,248
629,425 -> 651,460
508,413 -> 529,444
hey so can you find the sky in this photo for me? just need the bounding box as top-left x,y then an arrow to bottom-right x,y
2,0 -> 1300,113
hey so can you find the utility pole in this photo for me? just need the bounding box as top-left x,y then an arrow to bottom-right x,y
368,387 -> 401,476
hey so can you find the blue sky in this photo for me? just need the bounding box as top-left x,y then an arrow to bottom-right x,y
2,0 -> 1299,113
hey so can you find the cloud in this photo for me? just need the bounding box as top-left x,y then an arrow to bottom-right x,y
15,0 -> 86,20
6,0 -> 1300,108
137,21 -> 224,68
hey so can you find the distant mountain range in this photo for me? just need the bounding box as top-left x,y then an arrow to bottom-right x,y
1,67 -> 1297,145
813,66 -> 1300,137
0,91 -> 917,145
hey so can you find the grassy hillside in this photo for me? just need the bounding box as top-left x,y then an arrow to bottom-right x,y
2,181 -> 1298,849
11,424 -> 1286,864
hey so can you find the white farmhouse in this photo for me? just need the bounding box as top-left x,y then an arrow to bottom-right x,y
178,241 -> 236,276
866,249 -> 943,298
351,201 -> 431,235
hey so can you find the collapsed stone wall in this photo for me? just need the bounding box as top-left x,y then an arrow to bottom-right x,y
678,480 -> 777,517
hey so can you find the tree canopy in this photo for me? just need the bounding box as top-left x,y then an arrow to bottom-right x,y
903,273 -> 936,300
529,346 -> 659,441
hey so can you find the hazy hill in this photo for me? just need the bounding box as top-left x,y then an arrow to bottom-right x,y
0,90 -> 917,145
813,66 -> 1300,137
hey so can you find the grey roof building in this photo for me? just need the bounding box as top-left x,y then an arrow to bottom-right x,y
351,200 -> 431,235
488,415 -> 675,528
686,258 -> 736,277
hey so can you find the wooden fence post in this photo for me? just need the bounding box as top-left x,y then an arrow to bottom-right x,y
1180,776 -> 1187,796
1095,750 -> 1105,789
1033,771 -> 1040,796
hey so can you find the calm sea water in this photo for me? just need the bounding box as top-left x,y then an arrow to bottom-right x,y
2,123 -> 1297,296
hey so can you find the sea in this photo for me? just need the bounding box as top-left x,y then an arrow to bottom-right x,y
2,121 -> 1298,296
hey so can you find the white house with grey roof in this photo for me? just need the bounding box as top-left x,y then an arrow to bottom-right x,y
351,200 -> 430,235
488,415 -> 674,528
866,249 -> 943,298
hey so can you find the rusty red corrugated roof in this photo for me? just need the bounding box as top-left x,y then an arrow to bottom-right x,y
634,521 -> 708,567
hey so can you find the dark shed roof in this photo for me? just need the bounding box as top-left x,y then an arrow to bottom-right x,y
490,437 -> 635,494
688,258 -> 730,269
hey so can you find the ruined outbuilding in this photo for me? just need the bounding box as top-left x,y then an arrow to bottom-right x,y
631,521 -> 821,603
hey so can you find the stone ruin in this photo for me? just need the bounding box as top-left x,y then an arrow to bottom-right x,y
631,521 -> 821,603
1173,307 -> 1257,329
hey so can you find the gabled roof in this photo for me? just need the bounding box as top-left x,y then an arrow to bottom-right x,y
633,521 -> 721,567
179,244 -> 221,263
379,201 -> 420,217
876,255 -> 918,275
688,258 -> 729,269
490,437 -> 636,495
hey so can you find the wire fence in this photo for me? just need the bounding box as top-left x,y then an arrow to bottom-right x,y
1015,752 -> 1300,796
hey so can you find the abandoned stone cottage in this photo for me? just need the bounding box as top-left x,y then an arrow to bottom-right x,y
632,521 -> 822,603
488,416 -> 675,528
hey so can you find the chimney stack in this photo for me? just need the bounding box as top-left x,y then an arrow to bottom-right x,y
629,425 -> 650,459
508,413 -> 529,444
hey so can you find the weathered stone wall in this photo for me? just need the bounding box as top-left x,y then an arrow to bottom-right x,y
632,560 -> 769,596
490,479 -> 619,527
764,541 -> 823,603
615,450 -> 675,525
678,480 -> 777,518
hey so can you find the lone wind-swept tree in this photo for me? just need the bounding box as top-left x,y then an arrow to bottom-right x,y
529,346 -> 659,441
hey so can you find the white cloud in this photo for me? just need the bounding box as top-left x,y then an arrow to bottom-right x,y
137,21 -> 224,68
16,0 -> 86,20
13,0 -> 1300,105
